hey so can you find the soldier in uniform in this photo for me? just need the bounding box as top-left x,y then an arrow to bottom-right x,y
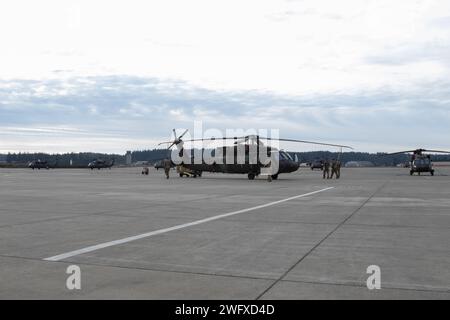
163,158 -> 172,179
323,159 -> 330,179
330,159 -> 337,179
330,159 -> 342,179
335,160 -> 341,179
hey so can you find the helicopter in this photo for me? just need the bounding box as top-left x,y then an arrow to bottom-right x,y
88,159 -> 115,170
386,149 -> 450,176
28,159 -> 50,170
158,129 -> 352,180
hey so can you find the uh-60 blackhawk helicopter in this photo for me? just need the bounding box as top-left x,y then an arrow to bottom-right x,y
158,129 -> 352,181
28,159 -> 51,170
386,148 -> 450,176
88,159 -> 115,170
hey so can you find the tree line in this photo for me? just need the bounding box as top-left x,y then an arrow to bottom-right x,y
288,151 -> 450,166
2,149 -> 169,167
2,149 -> 450,167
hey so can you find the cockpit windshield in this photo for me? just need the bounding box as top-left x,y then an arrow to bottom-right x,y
279,151 -> 293,161
414,158 -> 430,166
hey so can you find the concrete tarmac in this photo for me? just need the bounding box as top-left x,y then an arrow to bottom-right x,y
0,167 -> 449,299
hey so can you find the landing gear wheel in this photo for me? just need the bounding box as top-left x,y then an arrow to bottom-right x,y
179,173 -> 183,177
410,170 -> 413,176
248,173 -> 255,180
271,174 -> 278,180
431,170 -> 434,176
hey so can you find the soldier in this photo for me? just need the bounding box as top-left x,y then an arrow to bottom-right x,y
323,159 -> 330,179
163,158 -> 172,179
336,160 -> 341,179
330,159 -> 342,179
330,159 -> 337,179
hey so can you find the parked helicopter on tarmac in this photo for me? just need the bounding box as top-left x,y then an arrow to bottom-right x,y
88,159 -> 115,170
158,129 -> 352,180
28,160 -> 51,170
385,148 -> 450,176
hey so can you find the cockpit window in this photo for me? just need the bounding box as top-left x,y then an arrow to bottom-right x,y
280,151 -> 293,160
414,158 -> 430,166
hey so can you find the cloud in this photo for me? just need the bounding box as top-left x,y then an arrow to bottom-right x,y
1,0 -> 449,94
1,1 -> 450,153
0,75 -> 449,153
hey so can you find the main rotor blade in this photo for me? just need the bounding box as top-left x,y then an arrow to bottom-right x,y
423,149 -> 450,154
178,129 -> 189,139
177,136 -> 352,149
379,148 -> 450,156
181,137 -> 248,143
158,141 -> 173,146
258,137 -> 353,149
384,150 -> 419,155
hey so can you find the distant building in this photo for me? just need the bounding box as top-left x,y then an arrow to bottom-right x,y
345,161 -> 375,168
0,154 -> 6,163
133,161 -> 149,166
125,151 -> 132,165
434,161 -> 450,167
396,162 -> 410,168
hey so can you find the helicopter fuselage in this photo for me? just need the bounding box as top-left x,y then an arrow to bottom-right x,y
28,161 -> 50,170
88,160 -> 114,170
173,145 -> 299,179
410,156 -> 434,175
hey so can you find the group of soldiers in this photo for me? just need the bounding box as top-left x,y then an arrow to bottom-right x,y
322,159 -> 341,179
142,159 -> 172,178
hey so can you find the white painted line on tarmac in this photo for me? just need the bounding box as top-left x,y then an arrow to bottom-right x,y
44,187 -> 334,261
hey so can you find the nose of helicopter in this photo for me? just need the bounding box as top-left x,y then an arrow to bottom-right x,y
279,160 -> 300,173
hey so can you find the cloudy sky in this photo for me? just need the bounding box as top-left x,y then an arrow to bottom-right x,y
1,0 -> 450,154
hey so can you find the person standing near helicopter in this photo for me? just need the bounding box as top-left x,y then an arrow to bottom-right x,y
330,159 -> 337,179
335,159 -> 341,179
323,159 -> 330,179
163,158 -> 172,179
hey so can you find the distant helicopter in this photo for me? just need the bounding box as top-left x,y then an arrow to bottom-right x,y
386,149 -> 450,176
28,159 -> 50,170
88,159 -> 115,170
159,129 -> 352,180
